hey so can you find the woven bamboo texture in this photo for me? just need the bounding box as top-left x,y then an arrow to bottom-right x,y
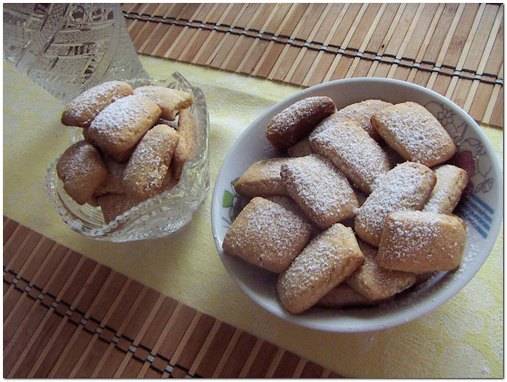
123,3 -> 504,129
3,218 -> 339,378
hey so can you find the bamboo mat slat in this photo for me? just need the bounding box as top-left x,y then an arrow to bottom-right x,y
123,3 -> 504,129
3,218 -> 339,378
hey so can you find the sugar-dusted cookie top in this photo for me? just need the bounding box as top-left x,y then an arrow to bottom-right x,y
277,223 -> 364,314
62,81 -> 133,128
223,197 -> 312,273
310,119 -> 391,193
123,124 -> 179,198
266,96 -> 335,149
87,94 -> 161,162
354,161 -> 436,246
377,211 -> 466,273
371,102 -> 456,167
281,154 -> 358,229
336,99 -> 392,140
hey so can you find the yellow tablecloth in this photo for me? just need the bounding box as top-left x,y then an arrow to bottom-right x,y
4,56 -> 503,378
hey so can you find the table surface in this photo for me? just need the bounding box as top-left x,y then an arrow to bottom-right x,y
4,3 -> 504,378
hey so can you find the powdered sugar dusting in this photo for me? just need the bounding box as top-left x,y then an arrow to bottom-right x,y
335,99 -> 392,138
64,81 -> 132,125
423,164 -> 468,214
372,102 -> 456,165
378,211 -> 466,272
310,119 -> 391,193
281,154 -> 358,228
277,224 -> 363,312
355,162 -> 435,245
223,197 -> 312,272
91,95 -> 156,140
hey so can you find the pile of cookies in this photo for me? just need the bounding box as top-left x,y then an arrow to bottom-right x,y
57,80 -> 198,223
223,96 -> 468,314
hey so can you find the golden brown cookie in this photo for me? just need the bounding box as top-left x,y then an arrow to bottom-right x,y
335,99 -> 392,140
94,157 -> 126,196
97,193 -> 145,224
377,211 -> 467,273
423,164 -> 469,214
281,154 -> 358,229
172,108 -> 199,181
277,223 -> 364,314
371,102 -> 456,167
233,158 -> 290,197
61,81 -> 133,128
354,162 -> 436,246
133,86 -> 193,120
346,241 -> 416,300
317,285 -> 375,308
87,94 -> 162,162
123,124 -> 180,198
266,96 -> 335,149
56,141 -> 108,205
223,197 -> 313,273
287,138 -> 313,157
310,119 -> 391,193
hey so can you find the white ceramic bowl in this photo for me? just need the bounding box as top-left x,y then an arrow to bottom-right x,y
211,77 -> 502,332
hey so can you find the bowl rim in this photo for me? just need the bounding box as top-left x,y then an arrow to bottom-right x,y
211,76 -> 503,332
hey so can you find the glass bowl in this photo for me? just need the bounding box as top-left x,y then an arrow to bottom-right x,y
46,73 -> 209,242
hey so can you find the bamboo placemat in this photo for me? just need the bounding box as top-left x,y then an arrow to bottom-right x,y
3,217 -> 339,378
122,3 -> 504,130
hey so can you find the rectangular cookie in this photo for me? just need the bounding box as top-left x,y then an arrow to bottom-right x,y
335,99 -> 392,140
346,241 -> 416,300
377,211 -> 467,273
266,96 -> 335,149
277,223 -> 364,314
172,108 -> 199,181
309,119 -> 391,194
317,285 -> 375,308
223,197 -> 312,273
354,162 -> 436,246
371,102 -> 456,167
233,158 -> 290,197
281,154 -> 358,229
87,95 -> 162,162
423,164 -> 468,214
